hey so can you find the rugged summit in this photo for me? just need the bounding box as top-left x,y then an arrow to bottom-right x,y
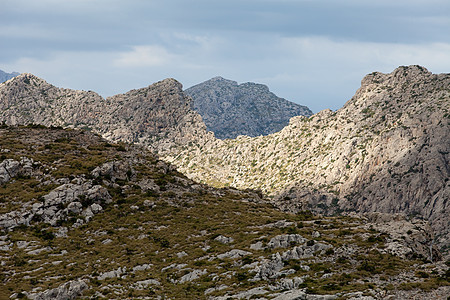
185,77 -> 312,139
166,66 -> 450,252
0,74 -> 211,154
0,127 -> 448,299
0,70 -> 19,83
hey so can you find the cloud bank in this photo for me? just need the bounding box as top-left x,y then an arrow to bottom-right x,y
1,1 -> 450,112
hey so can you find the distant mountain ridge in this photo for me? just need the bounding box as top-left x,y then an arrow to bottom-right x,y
185,76 -> 312,139
0,69 -> 19,83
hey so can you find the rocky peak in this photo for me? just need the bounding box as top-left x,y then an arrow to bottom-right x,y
358,65 -> 434,95
209,76 -> 237,84
0,74 -> 211,154
97,77 -> 211,154
185,77 -> 312,139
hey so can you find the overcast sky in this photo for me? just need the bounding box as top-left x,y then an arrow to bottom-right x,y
1,0 -> 450,112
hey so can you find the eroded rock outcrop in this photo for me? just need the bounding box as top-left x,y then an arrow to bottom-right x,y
26,279 -> 88,300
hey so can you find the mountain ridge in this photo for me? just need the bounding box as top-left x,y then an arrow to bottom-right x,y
185,76 -> 312,139
0,69 -> 19,83
0,73 -> 211,155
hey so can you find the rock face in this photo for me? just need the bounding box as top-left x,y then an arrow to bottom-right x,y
95,78 -> 212,154
0,70 -> 19,83
166,66 -> 450,252
0,74 -> 211,154
185,76 -> 312,139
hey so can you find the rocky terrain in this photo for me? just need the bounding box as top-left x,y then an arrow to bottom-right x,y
166,66 -> 450,255
1,126 -> 448,299
0,70 -> 19,83
185,77 -> 312,139
0,65 -> 448,258
0,74 -> 211,155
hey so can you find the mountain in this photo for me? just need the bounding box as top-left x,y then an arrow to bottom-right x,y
185,77 -> 312,139
0,70 -> 20,83
165,66 -> 450,253
0,66 -> 448,256
0,126 -> 448,299
0,73 -> 211,155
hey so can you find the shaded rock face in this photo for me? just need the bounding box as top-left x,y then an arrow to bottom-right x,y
185,76 -> 312,139
362,213 -> 441,261
0,70 -> 19,83
0,74 -> 211,155
166,66 -> 450,252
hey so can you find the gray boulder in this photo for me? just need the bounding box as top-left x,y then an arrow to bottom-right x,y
267,234 -> 306,249
26,279 -> 88,300
0,159 -> 20,184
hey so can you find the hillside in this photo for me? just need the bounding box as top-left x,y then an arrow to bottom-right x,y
165,66 -> 450,253
0,126 -> 448,299
185,77 -> 312,139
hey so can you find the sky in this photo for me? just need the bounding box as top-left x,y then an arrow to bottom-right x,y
1,0 -> 450,113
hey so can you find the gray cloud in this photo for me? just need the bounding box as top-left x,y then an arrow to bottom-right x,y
1,0 -> 450,112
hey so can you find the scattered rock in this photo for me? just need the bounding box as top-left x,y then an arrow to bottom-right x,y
132,279 -> 160,290
178,269 -> 207,284
0,159 -> 20,184
214,235 -> 234,244
26,279 -> 88,300
217,249 -> 252,260
267,234 -> 306,249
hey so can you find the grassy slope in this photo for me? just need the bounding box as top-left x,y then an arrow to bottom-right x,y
0,126 -> 448,299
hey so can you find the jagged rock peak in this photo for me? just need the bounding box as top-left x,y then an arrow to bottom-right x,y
343,65 -> 448,110
150,77 -> 184,89
0,73 -> 210,154
6,73 -> 46,84
208,76 -> 237,84
198,76 -> 271,91
186,76 -> 312,139
361,65 -> 432,86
